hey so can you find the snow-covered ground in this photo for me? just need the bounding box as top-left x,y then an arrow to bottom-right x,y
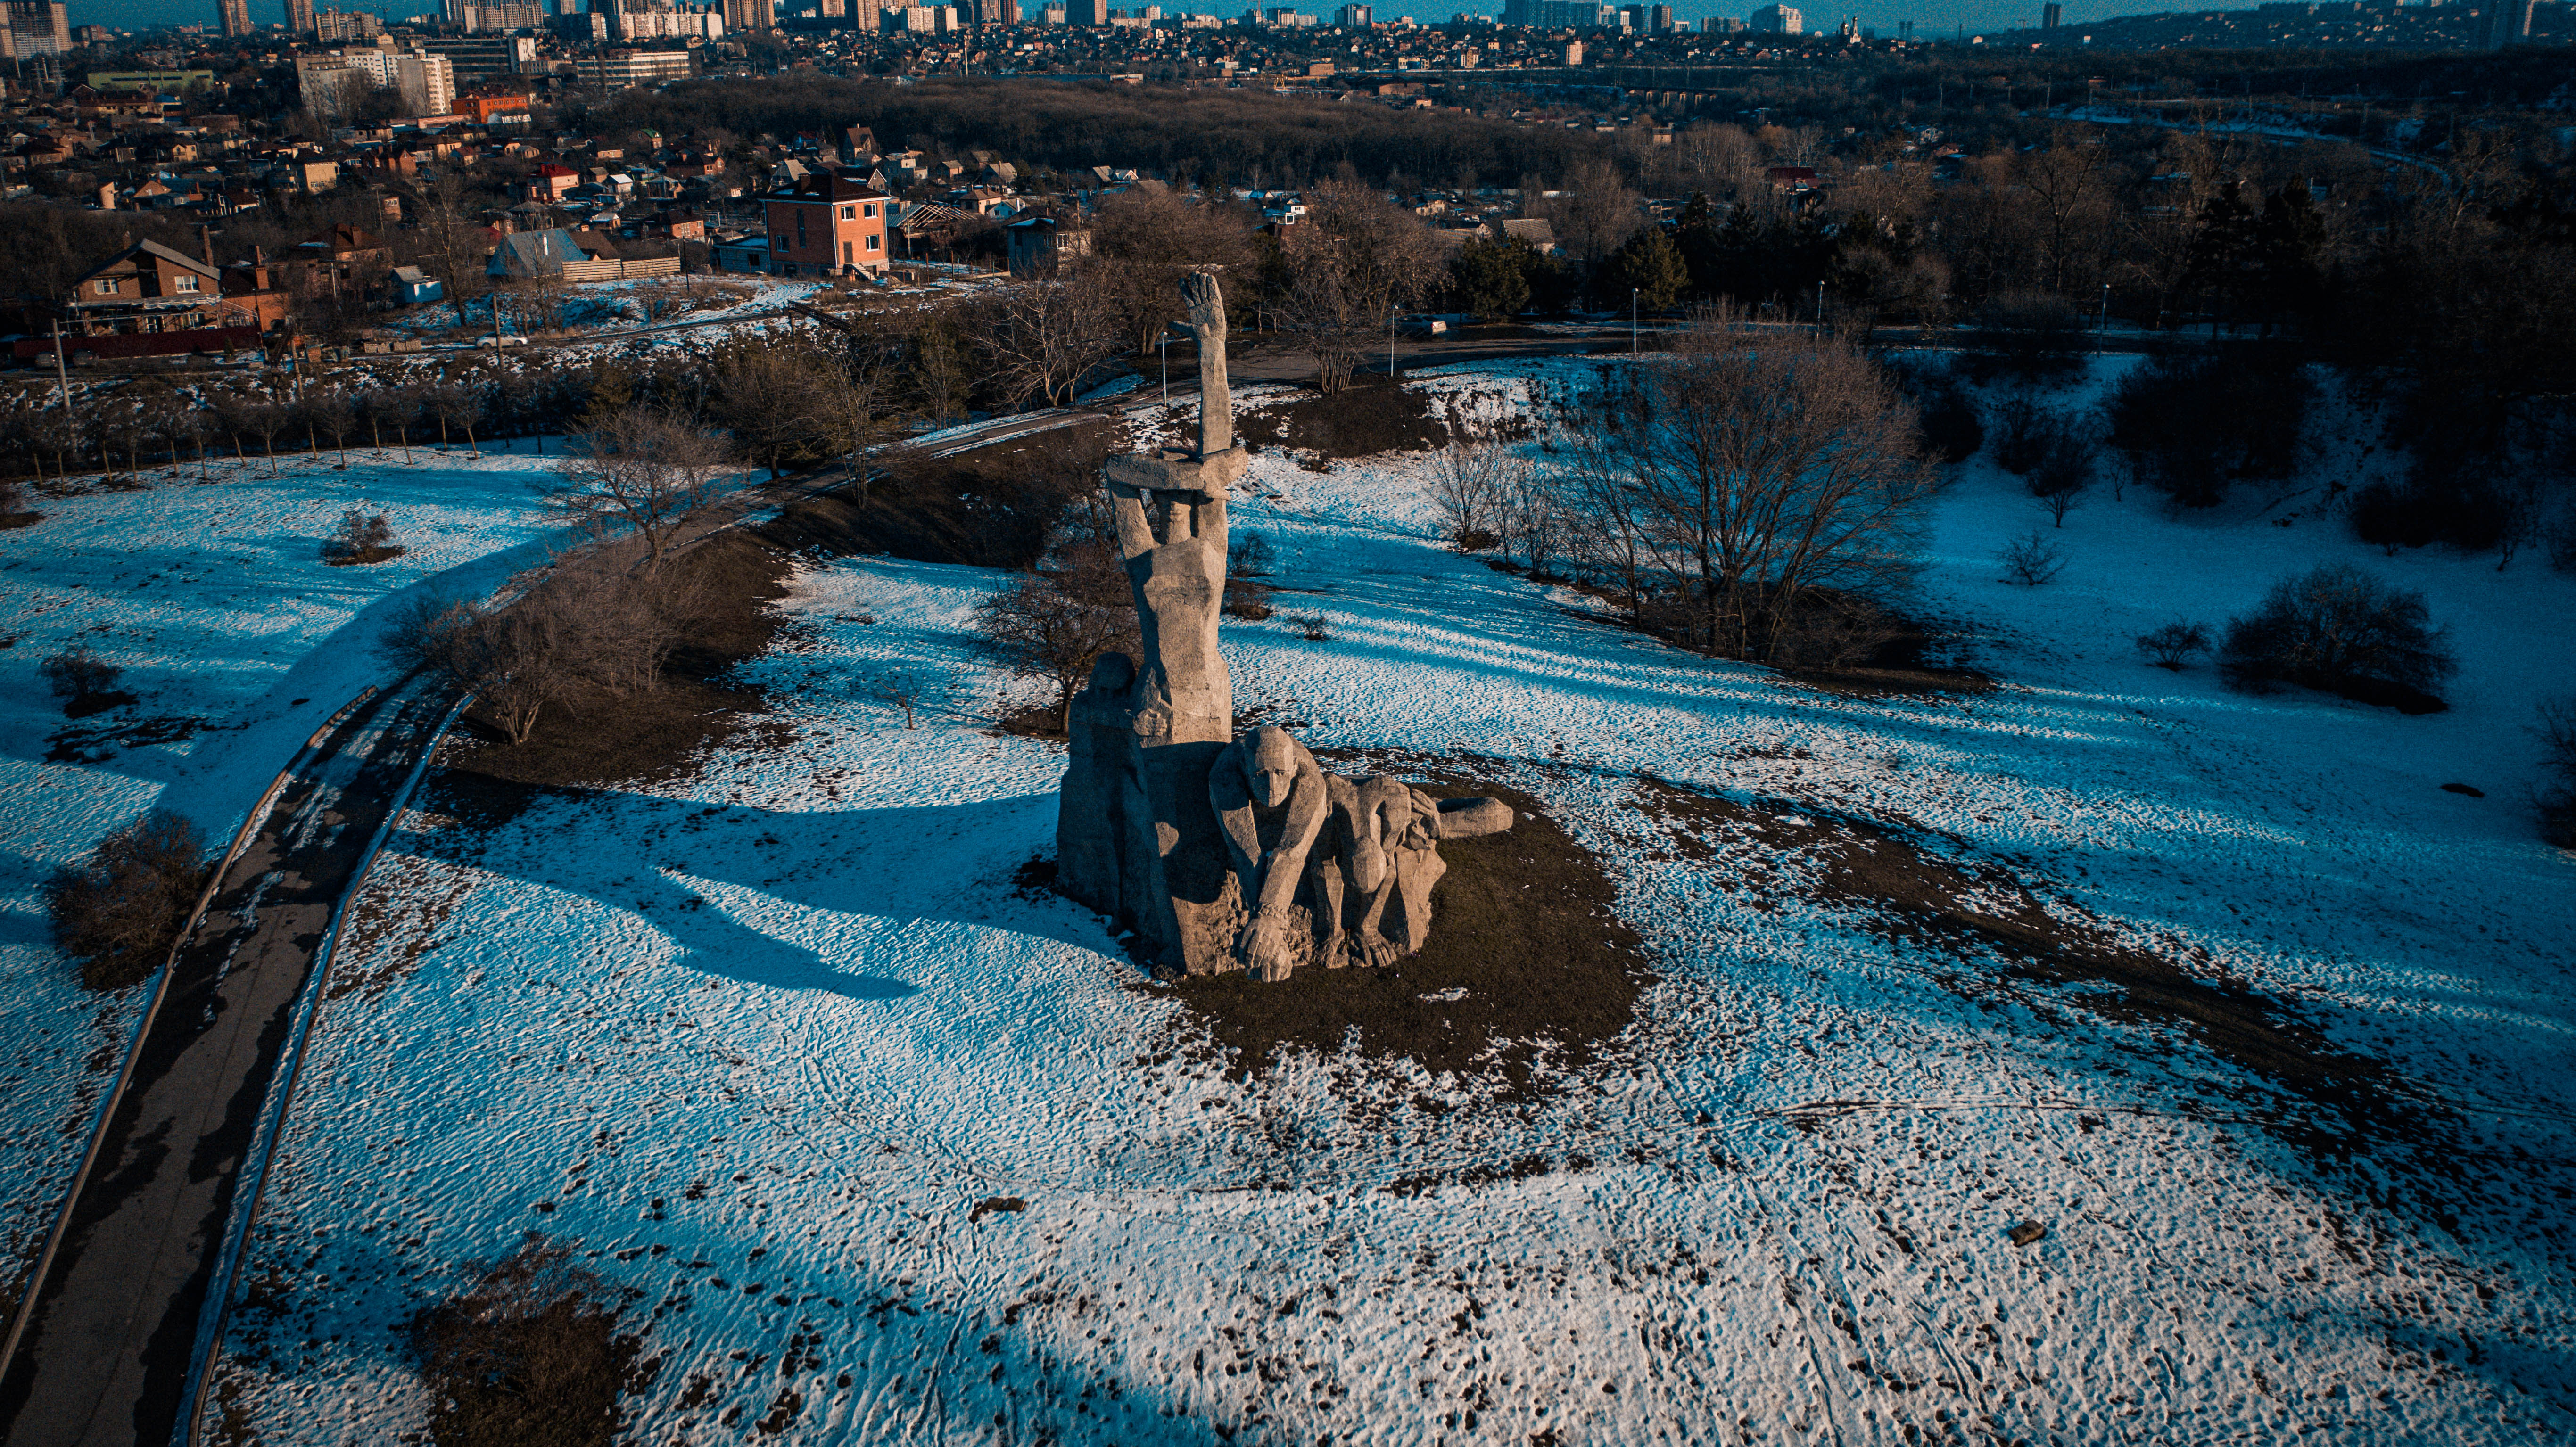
0,445 -> 569,1275
190,358 -> 2576,1444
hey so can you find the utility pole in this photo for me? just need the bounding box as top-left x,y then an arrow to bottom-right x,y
50,316 -> 72,414
1631,288 -> 1638,352
1387,304 -> 1398,378
2097,283 -> 2110,351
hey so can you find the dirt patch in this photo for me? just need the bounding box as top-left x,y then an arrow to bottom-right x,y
0,510 -> 40,530
1538,574 -> 1994,700
818,421 -> 1112,570
323,545 -> 407,567
432,428 -> 1097,804
1635,780 -> 2418,1157
1170,779 -> 1650,1094
435,524 -> 790,802
411,1238 -> 645,1447
1238,378 -> 1448,459
46,709 -> 208,763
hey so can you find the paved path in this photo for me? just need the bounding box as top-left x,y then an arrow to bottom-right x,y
0,683 -> 455,1447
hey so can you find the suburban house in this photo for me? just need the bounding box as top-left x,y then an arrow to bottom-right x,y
1004,214 -> 1091,275
389,264 -> 444,305
281,222 -> 390,299
526,162 -> 580,202
760,172 -> 890,278
486,227 -> 681,283
10,238 -> 289,362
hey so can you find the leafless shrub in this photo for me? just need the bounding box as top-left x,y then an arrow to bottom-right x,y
46,809 -> 208,991
379,591 -> 572,744
2135,620 -> 2214,669
1998,529 -> 2066,585
972,550 -> 1140,734
1288,611 -> 1332,641
540,567 -> 706,695
545,409 -> 728,572
970,266 -> 1126,409
322,509 -> 404,565
1428,431 -> 1522,551
2219,563 -> 2458,709
862,666 -> 936,728
2535,696 -> 2576,847
1561,304 -> 1939,661
412,1235 -> 641,1447
41,645 -> 120,703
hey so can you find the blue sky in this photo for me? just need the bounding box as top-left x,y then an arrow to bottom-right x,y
78,0 -> 2134,41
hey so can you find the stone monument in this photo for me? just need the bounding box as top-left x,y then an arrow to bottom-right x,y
1057,271 -> 1515,981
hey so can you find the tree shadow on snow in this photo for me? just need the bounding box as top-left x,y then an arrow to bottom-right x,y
401,767 -> 1111,1002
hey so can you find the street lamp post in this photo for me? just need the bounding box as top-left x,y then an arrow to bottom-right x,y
1160,331 -> 1170,404
1388,304 -> 1398,378
1631,288 -> 1638,353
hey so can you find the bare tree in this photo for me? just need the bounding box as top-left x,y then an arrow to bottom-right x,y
379,590 -> 572,745
362,384 -> 419,459
707,336 -> 853,478
410,172 -> 495,328
1998,530 -> 2067,585
972,267 -> 1125,410
419,382 -> 483,453
1272,181 -> 1445,395
1426,430 -> 1521,549
1563,306 -> 1940,660
1089,189 -> 1257,354
971,551 -> 1140,734
305,389 -> 359,469
545,409 -> 729,571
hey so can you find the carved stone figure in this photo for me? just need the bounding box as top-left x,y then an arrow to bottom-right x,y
1307,777 -> 1515,970
1208,726 -> 1329,979
1054,271 -> 1518,981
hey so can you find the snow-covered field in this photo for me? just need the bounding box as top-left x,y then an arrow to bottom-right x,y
170,359 -> 2576,1443
0,445 -> 568,1275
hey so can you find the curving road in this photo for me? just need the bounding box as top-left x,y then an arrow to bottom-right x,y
0,683 -> 455,1447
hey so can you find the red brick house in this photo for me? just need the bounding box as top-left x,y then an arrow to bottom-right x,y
528,163 -> 580,203
10,238 -> 290,362
760,173 -> 890,279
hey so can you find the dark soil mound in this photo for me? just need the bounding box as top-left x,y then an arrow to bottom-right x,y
436,426 -> 1104,802
1171,780 -> 1650,1094
1636,781 -> 2419,1157
1240,378 -> 1447,459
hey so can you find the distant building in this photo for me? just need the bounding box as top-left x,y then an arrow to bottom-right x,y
1749,3 -> 1798,32
215,0 -> 251,38
13,238 -> 289,365
1005,214 -> 1090,273
574,47 -> 699,87
5,0 -> 72,54
2041,1 -> 2061,26
313,8 -> 382,40
286,0 -> 316,32
1335,2 -> 1369,23
762,172 -> 890,277
2484,0 -> 2533,47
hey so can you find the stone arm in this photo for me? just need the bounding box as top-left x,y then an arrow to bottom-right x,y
1429,796 -> 1516,840
1212,757 -> 1328,918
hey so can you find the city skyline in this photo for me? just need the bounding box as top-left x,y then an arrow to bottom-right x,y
52,0 -> 2235,45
